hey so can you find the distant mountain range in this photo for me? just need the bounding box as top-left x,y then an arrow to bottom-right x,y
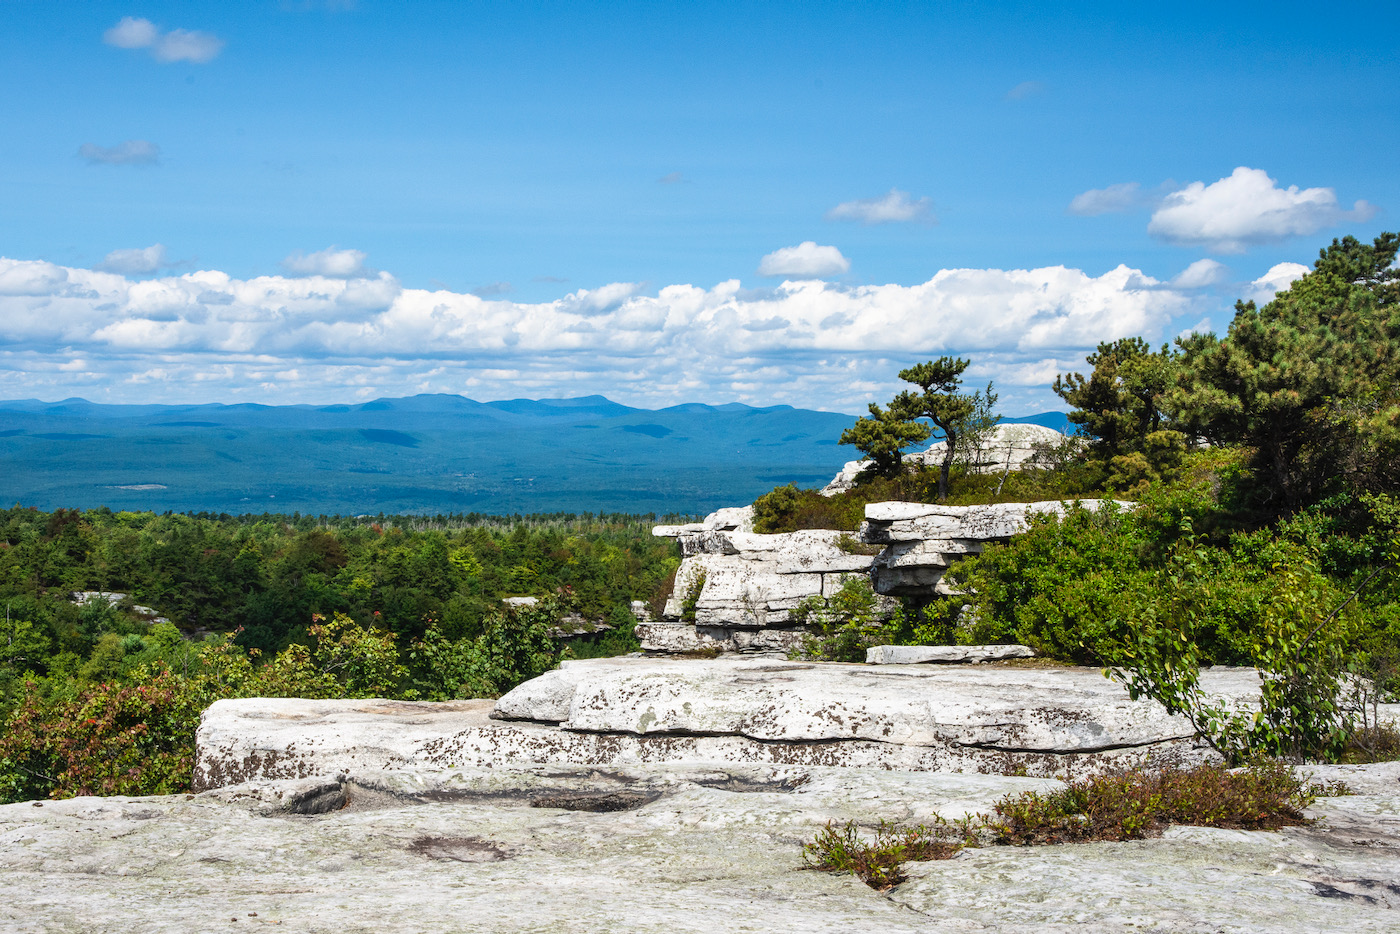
0,395 -> 1072,517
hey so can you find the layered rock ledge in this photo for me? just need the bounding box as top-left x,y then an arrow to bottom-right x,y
193,657 -> 1266,789
644,498 -> 1127,652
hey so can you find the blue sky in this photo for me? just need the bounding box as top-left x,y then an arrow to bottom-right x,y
1,1 -> 1395,413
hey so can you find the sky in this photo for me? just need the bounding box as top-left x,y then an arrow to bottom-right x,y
1,1 -> 1395,415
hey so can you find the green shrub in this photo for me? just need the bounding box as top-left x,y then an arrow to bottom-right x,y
790,577 -> 902,662
803,818 -> 966,890
679,571 -> 706,624
803,762 -> 1329,890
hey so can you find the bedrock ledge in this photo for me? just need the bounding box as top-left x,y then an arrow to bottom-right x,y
194,658 -> 1270,790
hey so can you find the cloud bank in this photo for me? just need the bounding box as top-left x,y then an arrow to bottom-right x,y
103,16 -> 224,64
0,255 -> 1205,412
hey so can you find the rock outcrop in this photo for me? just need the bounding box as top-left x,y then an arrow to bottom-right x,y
821,422 -> 1067,496
645,498 -> 1126,653
193,657 -> 1273,788
863,499 -> 1125,596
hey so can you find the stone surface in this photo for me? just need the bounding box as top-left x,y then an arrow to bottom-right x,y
5,760 -> 1398,932
866,644 -> 1036,664
195,658 -> 1273,787
862,498 -> 1129,544
635,622 -> 808,655
657,528 -> 874,627
821,423 -> 1067,496
650,498 -> 1132,649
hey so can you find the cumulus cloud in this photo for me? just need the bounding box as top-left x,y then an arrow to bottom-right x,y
1170,258 -> 1230,289
757,242 -> 850,278
79,140 -> 160,166
1068,182 -> 1147,216
98,244 -> 170,275
0,254 -> 1203,412
103,16 -> 224,64
281,247 -> 368,278
1148,167 -> 1376,254
826,189 -> 934,225
1246,262 -> 1310,304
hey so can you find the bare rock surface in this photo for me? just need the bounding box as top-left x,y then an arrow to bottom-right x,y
5,760 -> 1398,933
822,423 -> 1067,496
866,644 -> 1037,664
195,658 -> 1265,787
861,499 -> 1129,543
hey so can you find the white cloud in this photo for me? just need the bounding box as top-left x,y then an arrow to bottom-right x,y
281,247 -> 368,277
1068,182 -> 1146,216
757,242 -> 851,278
153,29 -> 225,64
826,189 -> 934,225
1170,258 -> 1230,289
98,244 -> 169,275
1148,167 -> 1377,254
657,172 -> 684,185
79,140 -> 160,166
1246,261 -> 1310,304
0,254 -> 1201,413
103,17 -> 224,64
103,16 -> 159,49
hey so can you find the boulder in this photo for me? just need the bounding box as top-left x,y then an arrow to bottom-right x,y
867,644 -> 1036,664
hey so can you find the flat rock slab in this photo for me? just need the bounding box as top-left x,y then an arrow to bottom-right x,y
4,762 -> 1398,933
505,656 -> 1256,753
866,644 -> 1037,664
196,659 -> 1268,788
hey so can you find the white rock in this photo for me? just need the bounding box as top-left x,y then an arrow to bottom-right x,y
862,499 -> 1130,543
636,623 -> 808,655
556,657 -> 1255,754
821,423 -> 1069,496
193,659 -> 1267,788
7,761 -> 1397,933
662,529 -> 875,625
866,644 -> 1036,664
704,505 -> 754,532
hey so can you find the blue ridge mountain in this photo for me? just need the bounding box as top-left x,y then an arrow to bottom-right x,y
0,394 -> 1069,516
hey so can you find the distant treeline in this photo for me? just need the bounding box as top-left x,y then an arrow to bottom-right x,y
0,505 -> 681,669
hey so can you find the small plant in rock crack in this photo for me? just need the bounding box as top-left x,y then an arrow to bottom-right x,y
801,818 -> 971,890
803,762 -> 1341,890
